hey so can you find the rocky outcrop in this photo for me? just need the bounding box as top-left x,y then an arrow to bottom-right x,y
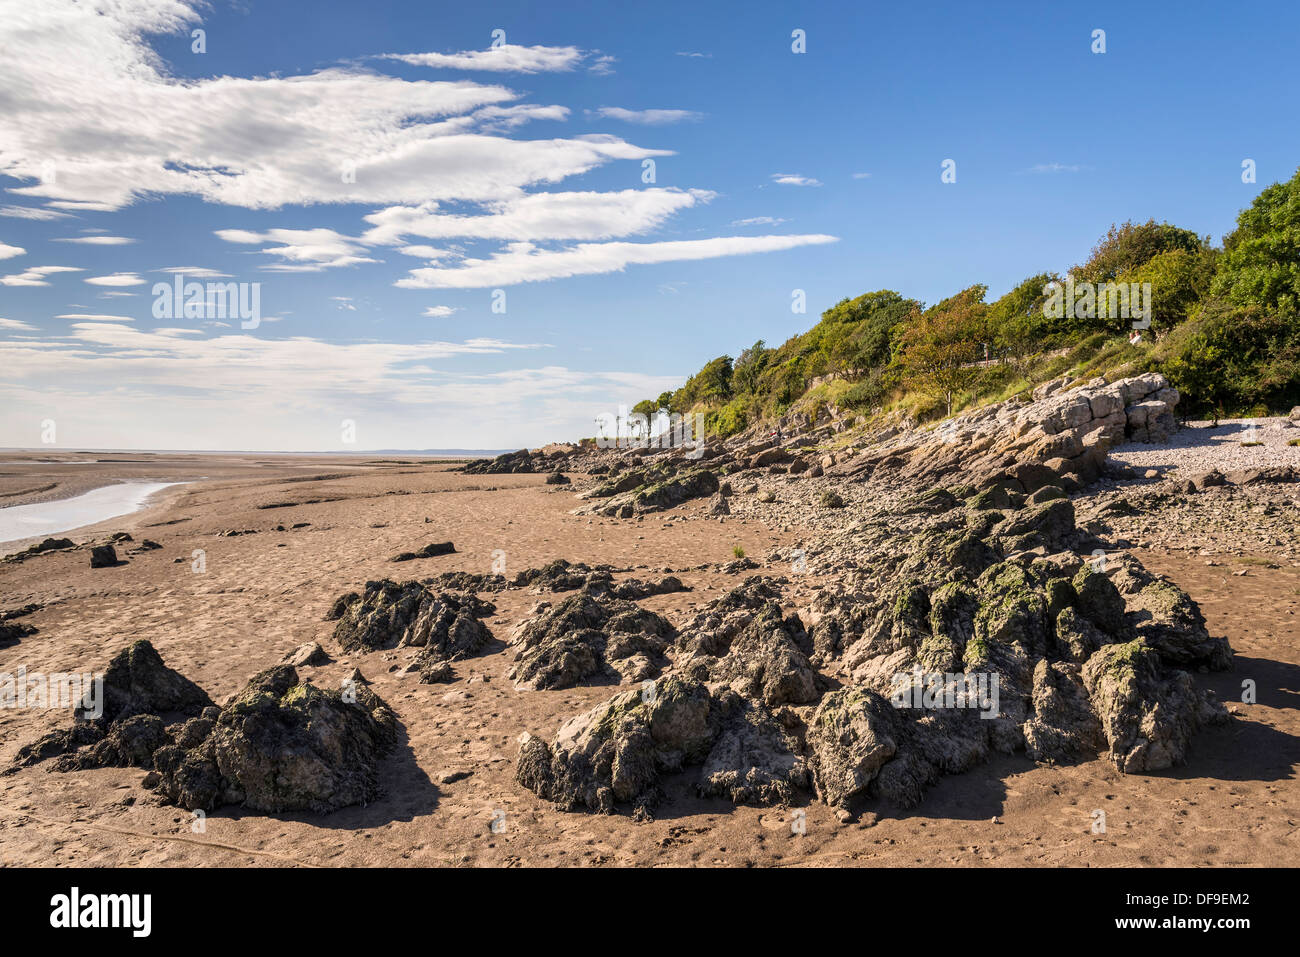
826,373 -> 1181,494
1082,641 -> 1227,772
575,459 -> 720,517
516,676 -> 717,815
7,639 -> 214,773
151,664 -> 399,813
508,593 -> 674,689
517,675 -> 808,814
461,449 -> 539,474
331,580 -> 496,666
390,541 -> 455,562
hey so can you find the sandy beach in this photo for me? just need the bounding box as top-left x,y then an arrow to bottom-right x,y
1,450 -> 1296,867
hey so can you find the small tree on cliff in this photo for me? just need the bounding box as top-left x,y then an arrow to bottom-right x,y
898,285 -> 989,416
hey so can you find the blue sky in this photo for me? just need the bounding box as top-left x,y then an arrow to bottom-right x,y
1,0 -> 1297,450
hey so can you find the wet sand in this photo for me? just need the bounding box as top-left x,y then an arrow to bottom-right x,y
0,455 -> 1296,867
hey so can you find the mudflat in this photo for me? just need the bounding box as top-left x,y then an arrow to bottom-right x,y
0,454 -> 1296,867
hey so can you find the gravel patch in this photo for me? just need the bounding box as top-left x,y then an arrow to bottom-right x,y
1108,417 -> 1300,476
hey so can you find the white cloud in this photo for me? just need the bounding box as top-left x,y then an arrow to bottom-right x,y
1027,163 -> 1082,174
422,306 -> 458,318
362,188 -> 712,245
214,228 -> 378,271
0,6 -> 662,210
731,216 -> 787,227
0,318 -> 37,331
852,172 -> 872,179
587,107 -> 703,125
157,266 -> 232,279
0,205 -> 73,221
396,233 -> 839,289
0,265 -> 82,287
54,235 -> 137,245
381,44 -> 585,74
55,313 -> 135,322
770,173 -> 822,187
0,243 -> 26,259
85,272 -> 146,286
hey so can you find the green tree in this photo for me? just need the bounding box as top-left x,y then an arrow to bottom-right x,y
897,285 -> 989,416
1212,167 -> 1300,314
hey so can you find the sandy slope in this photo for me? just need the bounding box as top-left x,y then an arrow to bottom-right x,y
0,457 -> 1296,867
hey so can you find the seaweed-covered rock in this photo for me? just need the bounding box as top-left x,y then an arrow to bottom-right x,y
87,639 -> 213,728
1082,640 -> 1227,772
390,541 -> 456,562
7,640 -> 212,773
1110,560 -> 1231,670
695,603 -> 820,707
675,577 -> 786,659
1022,659 -> 1104,762
331,580 -> 495,660
578,467 -> 720,517
152,665 -> 398,813
508,593 -> 674,689
515,675 -> 718,814
89,544 -> 120,568
806,685 -> 900,809
698,698 -> 808,806
461,449 -> 538,474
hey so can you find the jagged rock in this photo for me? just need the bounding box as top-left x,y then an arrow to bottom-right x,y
1082,641 -> 1227,772
698,698 -> 808,805
694,603 -> 820,707
282,641 -> 331,667
1022,660 -> 1104,762
707,493 -> 730,516
675,577 -> 786,659
807,685 -> 900,809
331,581 -> 495,666
461,449 -> 538,474
7,640 -> 213,773
1108,558 -> 1232,669
390,541 -> 455,562
152,664 -> 399,813
508,593 -> 673,689
515,675 -> 718,814
545,471 -> 571,485
585,468 -> 721,517
90,544 -> 120,568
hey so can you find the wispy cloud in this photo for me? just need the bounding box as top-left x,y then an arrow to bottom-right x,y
84,272 -> 146,287
1,265 -> 82,287
770,173 -> 823,187
587,107 -> 704,125
54,235 -> 136,245
396,234 -> 839,289
1026,162 -> 1083,174
381,44 -> 586,73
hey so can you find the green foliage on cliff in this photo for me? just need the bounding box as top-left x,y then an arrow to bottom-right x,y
632,169 -> 1300,434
